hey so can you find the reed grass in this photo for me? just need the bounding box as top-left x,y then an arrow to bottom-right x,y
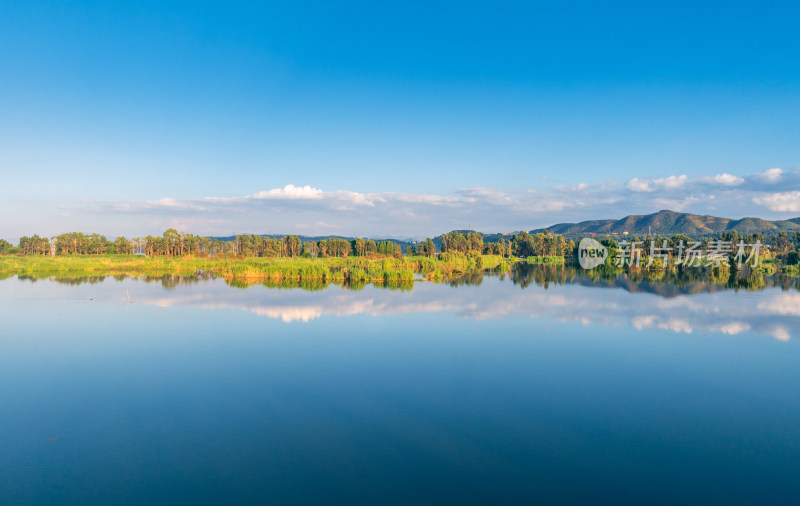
0,253 -> 523,287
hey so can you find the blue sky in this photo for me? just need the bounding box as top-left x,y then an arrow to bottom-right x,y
2,1 -> 799,240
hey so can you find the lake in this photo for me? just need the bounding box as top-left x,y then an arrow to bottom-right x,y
1,265 -> 799,504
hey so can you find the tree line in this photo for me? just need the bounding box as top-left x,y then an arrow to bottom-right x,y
1,229 -> 577,259
406,230 -> 563,258
10,230 -> 232,257
589,230 -> 800,266
511,230 -> 571,257
234,234 -> 402,258
10,227 -> 796,261
2,230 -> 408,258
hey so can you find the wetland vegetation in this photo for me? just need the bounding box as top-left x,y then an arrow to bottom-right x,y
2,227 -> 799,292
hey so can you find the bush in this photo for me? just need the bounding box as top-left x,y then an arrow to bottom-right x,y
348,267 -> 368,282
467,251 -> 482,269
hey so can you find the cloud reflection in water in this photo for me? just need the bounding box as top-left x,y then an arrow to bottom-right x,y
126,272 -> 798,342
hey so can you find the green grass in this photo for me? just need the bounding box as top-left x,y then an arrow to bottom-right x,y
781,264 -> 800,276
0,253 -> 533,287
525,256 -> 565,264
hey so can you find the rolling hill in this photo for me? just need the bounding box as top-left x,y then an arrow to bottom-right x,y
532,210 -> 800,238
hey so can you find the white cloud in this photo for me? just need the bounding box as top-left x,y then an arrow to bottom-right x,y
129,273 -> 798,345
626,174 -> 687,193
757,294 -> 800,316
251,306 -> 324,322
717,322 -> 751,335
658,318 -> 693,333
656,298 -> 696,310
632,315 -> 657,329
251,184 -> 323,200
710,173 -> 745,186
759,168 -> 783,183
626,178 -> 654,192
393,193 -> 461,205
753,192 -> 800,213
143,198 -> 207,212
555,183 -> 590,192
651,196 -> 703,212
152,197 -> 180,207
64,164 -> 800,238
531,199 -> 572,212
653,174 -> 688,189
769,325 -> 791,342
295,221 -> 341,230
330,190 -> 382,208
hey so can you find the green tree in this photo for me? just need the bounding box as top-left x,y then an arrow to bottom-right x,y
303,240 -> 318,257
114,236 -> 133,255
0,239 -> 17,255
352,238 -> 366,256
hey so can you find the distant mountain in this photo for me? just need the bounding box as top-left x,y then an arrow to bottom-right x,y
532,210 -> 800,238
207,210 -> 800,247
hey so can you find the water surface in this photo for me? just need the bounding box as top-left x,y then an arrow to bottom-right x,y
1,267 -> 799,504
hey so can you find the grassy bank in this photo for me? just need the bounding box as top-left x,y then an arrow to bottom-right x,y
0,253 -> 520,285
525,256 -> 565,265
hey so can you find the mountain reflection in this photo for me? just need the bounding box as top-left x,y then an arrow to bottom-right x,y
137,278 -> 796,341
18,262 -> 800,296
6,265 -> 798,341
506,263 -> 799,296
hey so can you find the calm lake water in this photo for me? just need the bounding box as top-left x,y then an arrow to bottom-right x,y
1,266 -> 799,504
